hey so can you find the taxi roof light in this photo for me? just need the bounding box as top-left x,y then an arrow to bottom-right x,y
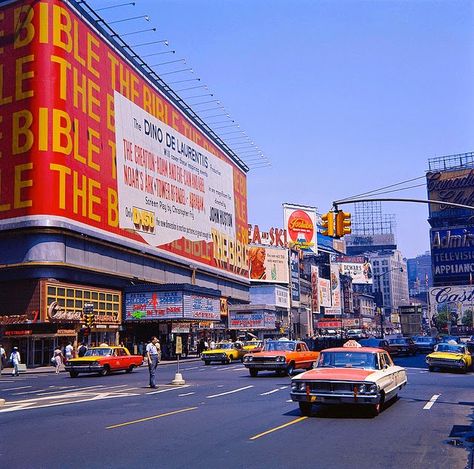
343,340 -> 362,348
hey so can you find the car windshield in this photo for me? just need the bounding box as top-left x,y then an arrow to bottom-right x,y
389,339 -> 406,344
263,341 -> 296,352
435,344 -> 464,353
216,343 -> 234,349
84,348 -> 112,357
318,351 -> 377,369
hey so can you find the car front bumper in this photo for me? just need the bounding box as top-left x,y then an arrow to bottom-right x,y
244,362 -> 286,370
65,364 -> 104,373
426,359 -> 466,369
290,391 -> 381,405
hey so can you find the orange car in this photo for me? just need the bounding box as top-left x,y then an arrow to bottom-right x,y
65,346 -> 143,377
243,340 -> 319,376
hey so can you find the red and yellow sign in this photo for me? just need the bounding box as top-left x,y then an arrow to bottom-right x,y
283,204 -> 317,253
0,0 -> 248,279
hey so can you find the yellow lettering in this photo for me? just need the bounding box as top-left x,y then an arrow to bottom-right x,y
15,55 -> 34,101
88,178 -> 101,222
53,5 -> 72,52
73,171 -> 87,216
50,163 -> 71,210
108,188 -> 118,227
12,110 -> 33,154
52,109 -> 72,155
14,6 -> 34,49
14,163 -> 33,208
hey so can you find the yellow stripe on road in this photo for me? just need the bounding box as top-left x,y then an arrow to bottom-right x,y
106,407 -> 198,429
249,417 -> 308,440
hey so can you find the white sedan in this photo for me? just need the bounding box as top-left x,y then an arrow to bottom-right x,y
290,340 -> 407,416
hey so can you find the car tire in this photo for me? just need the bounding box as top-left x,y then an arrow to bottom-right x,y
299,402 -> 312,416
249,369 -> 258,377
227,355 -> 233,364
69,371 -> 79,378
428,366 -> 434,372
204,361 -> 210,366
286,362 -> 295,375
125,365 -> 134,373
99,366 -> 110,376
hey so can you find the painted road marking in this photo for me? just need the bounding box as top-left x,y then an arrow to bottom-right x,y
423,394 -> 441,410
286,400 -> 292,403
106,407 -> 198,429
207,385 -> 253,399
147,385 -> 190,395
182,367 -> 199,371
249,417 -> 308,440
1,386 -> 32,391
260,389 -> 281,396
178,392 -> 195,397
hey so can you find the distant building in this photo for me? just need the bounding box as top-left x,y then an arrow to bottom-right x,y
406,252 -> 432,296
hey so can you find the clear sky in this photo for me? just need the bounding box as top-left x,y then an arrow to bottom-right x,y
94,0 -> 474,258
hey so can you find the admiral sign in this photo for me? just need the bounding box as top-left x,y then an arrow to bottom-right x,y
430,227 -> 474,285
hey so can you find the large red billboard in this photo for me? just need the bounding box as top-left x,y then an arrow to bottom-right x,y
0,0 -> 248,280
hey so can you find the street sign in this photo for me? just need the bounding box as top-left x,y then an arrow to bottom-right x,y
175,336 -> 183,355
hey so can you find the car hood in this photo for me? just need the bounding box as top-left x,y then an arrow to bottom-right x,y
293,367 -> 376,382
67,357 -> 106,362
427,352 -> 464,360
202,348 -> 234,354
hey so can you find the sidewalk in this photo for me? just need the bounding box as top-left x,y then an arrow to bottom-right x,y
1,356 -> 201,375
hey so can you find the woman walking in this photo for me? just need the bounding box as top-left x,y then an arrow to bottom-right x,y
53,346 -> 64,374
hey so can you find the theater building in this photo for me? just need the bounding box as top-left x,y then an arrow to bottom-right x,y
0,0 -> 250,365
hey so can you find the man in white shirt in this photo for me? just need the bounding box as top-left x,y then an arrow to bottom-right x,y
0,344 -> 6,375
64,342 -> 74,362
146,337 -> 161,388
10,347 -> 21,377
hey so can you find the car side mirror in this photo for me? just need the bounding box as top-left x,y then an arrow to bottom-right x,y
383,364 -> 389,370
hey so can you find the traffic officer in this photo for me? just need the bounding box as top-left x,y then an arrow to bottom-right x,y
146,336 -> 161,388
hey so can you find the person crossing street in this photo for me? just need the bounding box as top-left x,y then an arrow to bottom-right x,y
146,337 -> 161,389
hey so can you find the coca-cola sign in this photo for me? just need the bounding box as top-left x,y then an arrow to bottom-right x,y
47,301 -> 81,322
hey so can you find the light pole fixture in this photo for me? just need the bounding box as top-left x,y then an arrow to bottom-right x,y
96,2 -> 136,12
130,39 -> 169,47
108,15 -> 149,24
112,27 -> 156,37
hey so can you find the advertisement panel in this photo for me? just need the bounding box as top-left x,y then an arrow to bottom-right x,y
430,227 -> 474,285
283,204 -> 317,253
250,285 -> 289,308
334,255 -> 373,285
330,264 -> 342,313
289,249 -> 301,306
248,224 -> 288,247
228,311 -> 276,330
248,246 -> 289,283
429,285 -> 474,320
0,0 -> 248,280
427,169 -> 474,218
319,278 -> 331,307
125,291 -> 220,320
311,265 -> 319,313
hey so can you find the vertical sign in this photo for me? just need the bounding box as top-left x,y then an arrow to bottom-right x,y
289,249 -> 301,306
311,265 -> 319,313
330,264 -> 342,314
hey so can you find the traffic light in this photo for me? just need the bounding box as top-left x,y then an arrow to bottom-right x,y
84,312 -> 95,328
335,211 -> 352,238
321,211 -> 335,237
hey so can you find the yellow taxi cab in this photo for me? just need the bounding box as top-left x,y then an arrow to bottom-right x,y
426,341 -> 472,373
201,341 -> 245,365
242,340 -> 263,353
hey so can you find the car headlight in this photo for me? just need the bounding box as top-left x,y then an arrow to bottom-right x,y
291,381 -> 306,392
458,359 -> 464,365
426,357 -> 432,363
358,384 -> 367,393
277,356 -> 285,362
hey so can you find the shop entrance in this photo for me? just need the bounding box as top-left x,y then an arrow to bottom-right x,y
32,338 -> 55,367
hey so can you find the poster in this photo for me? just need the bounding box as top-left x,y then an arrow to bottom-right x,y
283,204 -> 317,253
248,246 -> 289,283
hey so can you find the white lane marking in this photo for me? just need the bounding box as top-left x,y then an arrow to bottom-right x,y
1,386 -> 33,391
147,385 -> 190,395
423,394 -> 441,410
260,388 -> 281,396
286,400 -> 292,403
280,386 -> 288,390
182,367 -> 199,371
217,385 -> 224,388
178,392 -> 195,397
231,368 -> 246,372
206,385 -> 253,399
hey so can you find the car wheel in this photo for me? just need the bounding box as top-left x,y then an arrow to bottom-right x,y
69,371 -> 79,378
125,365 -> 134,373
204,361 -> 210,366
99,366 -> 110,376
299,402 -> 312,416
249,369 -> 258,377
227,355 -> 233,364
286,362 -> 295,375
428,366 -> 434,372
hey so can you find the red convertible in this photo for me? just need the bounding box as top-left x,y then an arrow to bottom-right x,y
65,346 -> 143,377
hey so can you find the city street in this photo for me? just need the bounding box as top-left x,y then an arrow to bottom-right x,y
0,356 -> 472,469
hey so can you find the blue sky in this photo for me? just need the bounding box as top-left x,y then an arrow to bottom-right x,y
96,0 -> 474,258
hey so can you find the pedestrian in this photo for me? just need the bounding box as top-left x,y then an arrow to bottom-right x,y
0,343 -> 6,375
146,336 -> 160,389
9,347 -> 21,376
64,342 -> 74,362
53,346 -> 64,374
78,342 -> 88,357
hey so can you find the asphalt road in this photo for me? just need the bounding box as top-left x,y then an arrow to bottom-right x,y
0,355 -> 473,469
